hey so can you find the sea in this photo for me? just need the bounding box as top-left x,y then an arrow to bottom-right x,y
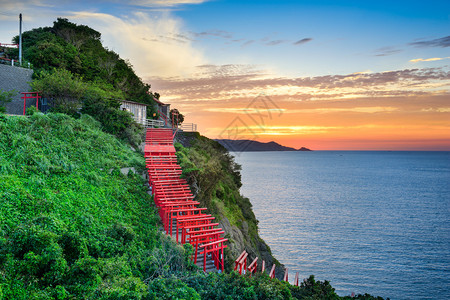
232,151 -> 450,300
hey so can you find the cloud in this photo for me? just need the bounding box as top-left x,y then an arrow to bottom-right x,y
266,40 -> 287,46
374,46 -> 402,56
409,36 -> 450,48
191,30 -> 233,39
71,11 -> 206,78
293,38 -> 312,45
410,57 -> 450,63
151,66 -> 450,102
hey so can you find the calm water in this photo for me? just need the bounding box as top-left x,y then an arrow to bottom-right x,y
233,151 -> 450,299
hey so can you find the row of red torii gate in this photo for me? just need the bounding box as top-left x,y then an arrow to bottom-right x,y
145,128 -> 303,286
145,128 -> 227,272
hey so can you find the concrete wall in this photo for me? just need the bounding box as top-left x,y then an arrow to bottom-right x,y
0,64 -> 33,115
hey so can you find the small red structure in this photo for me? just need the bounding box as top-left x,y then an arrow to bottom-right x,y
234,251 -> 248,275
21,92 -> 40,115
247,257 -> 258,275
234,250 -> 303,286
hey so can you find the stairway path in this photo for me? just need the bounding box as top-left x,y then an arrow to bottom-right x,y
144,128 -> 227,273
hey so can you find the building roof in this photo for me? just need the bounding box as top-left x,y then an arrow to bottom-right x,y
153,97 -> 169,106
120,99 -> 150,106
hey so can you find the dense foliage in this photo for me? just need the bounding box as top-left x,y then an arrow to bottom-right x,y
0,113 -> 195,299
6,18 -> 157,143
29,68 -> 143,146
10,18 -> 157,111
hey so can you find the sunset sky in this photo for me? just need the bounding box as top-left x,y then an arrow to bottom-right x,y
1,0 -> 449,150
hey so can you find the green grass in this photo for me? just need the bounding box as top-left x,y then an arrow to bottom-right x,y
0,113 -> 194,299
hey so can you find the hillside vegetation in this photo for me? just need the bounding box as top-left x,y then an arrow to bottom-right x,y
0,113 -> 196,298
0,113 -> 386,299
10,18 -> 157,109
6,19 -> 157,144
1,18 -> 384,299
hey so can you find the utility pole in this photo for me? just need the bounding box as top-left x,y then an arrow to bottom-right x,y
19,13 -> 22,66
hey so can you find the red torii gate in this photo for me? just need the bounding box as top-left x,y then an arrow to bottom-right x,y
247,257 -> 258,275
21,92 -> 40,115
233,250 -> 301,286
199,238 -> 228,273
234,251 -> 248,275
188,228 -> 224,264
178,216 -> 216,243
164,207 -> 207,235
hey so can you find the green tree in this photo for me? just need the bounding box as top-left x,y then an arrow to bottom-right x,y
0,89 -> 16,113
170,108 -> 185,126
31,68 -> 86,116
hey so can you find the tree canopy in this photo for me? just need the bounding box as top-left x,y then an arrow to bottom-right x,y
11,18 -> 157,112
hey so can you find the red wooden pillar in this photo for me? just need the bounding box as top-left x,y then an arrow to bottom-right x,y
294,272 -> 299,286
283,268 -> 288,282
269,264 -> 276,279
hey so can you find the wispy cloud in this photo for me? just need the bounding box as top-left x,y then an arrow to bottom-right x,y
293,38 -> 312,45
125,0 -> 209,7
410,57 -> 450,63
409,36 -> 450,48
191,29 -> 233,39
151,66 -> 450,103
266,39 -> 287,46
374,46 -> 402,56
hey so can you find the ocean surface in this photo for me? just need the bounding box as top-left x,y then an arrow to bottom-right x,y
232,151 -> 450,300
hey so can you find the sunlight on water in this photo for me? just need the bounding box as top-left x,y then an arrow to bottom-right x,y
233,151 -> 450,300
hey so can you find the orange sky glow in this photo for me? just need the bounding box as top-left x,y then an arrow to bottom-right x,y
151,70 -> 450,151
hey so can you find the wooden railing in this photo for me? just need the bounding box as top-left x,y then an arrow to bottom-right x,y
133,117 -> 165,128
179,123 -> 198,132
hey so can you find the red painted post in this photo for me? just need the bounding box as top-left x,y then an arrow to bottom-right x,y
261,260 -> 265,273
294,272 -> 299,286
269,264 -> 276,279
23,94 -> 26,115
283,268 -> 288,282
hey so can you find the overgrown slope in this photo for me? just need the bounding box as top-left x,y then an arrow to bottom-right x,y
0,113 -> 194,299
174,133 -> 284,275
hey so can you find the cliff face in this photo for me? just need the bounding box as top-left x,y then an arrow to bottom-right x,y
175,132 -> 285,277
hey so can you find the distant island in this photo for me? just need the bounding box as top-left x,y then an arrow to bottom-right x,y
216,139 -> 312,152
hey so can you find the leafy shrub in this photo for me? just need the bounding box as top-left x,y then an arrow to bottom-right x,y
25,105 -> 39,116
